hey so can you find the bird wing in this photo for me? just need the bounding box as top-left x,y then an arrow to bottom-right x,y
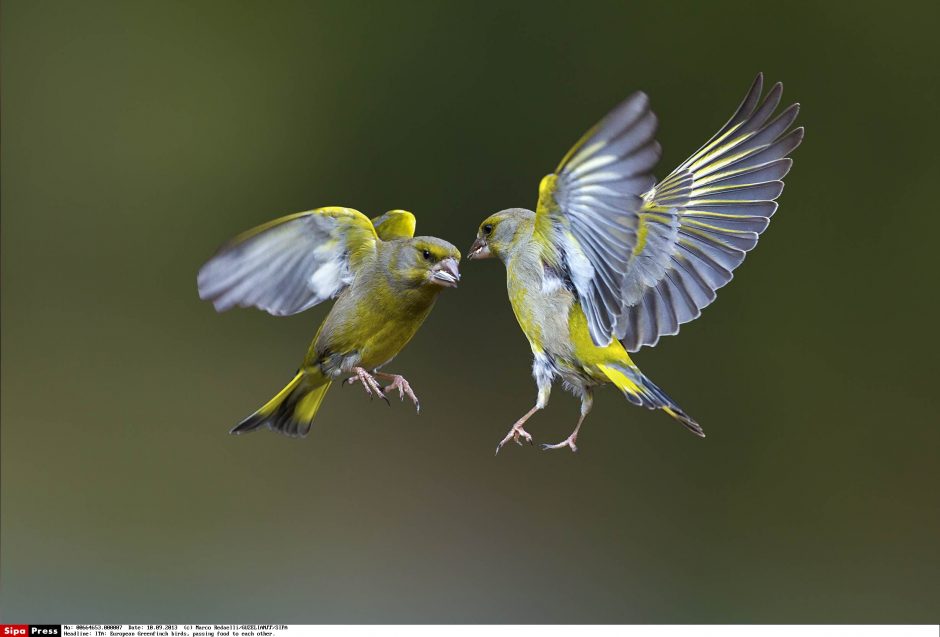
616,74 -> 803,351
371,209 -> 416,240
197,206 -> 378,315
534,91 -> 661,346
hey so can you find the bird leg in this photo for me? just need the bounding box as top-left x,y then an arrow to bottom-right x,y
344,367 -> 389,404
542,390 -> 592,453
495,405 -> 540,455
375,372 -> 420,413
540,414 -> 585,452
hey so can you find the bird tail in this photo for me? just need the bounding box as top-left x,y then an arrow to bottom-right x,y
229,368 -> 333,438
598,363 -> 705,437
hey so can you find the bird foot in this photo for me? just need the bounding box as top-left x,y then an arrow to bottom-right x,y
382,374 -> 420,413
495,423 -> 534,455
541,435 -> 578,453
344,367 -> 389,405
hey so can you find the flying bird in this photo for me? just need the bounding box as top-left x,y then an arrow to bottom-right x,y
198,207 -> 460,437
468,74 -> 802,452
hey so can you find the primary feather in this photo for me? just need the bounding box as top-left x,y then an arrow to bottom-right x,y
197,207 -> 378,316
534,91 -> 660,346
618,74 -> 803,351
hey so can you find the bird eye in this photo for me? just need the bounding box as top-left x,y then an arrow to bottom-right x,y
483,224 -> 493,236
422,249 -> 432,260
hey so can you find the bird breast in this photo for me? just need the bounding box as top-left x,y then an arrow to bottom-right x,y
507,253 -> 576,358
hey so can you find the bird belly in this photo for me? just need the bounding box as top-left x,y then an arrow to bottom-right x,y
358,312 -> 427,370
312,287 -> 436,376
508,276 -> 589,387
521,291 -> 634,389
508,250 -> 631,389
509,278 -> 571,352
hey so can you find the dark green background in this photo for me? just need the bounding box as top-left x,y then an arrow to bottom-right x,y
2,0 -> 938,623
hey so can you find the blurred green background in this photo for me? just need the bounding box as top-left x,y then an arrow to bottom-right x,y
2,0 -> 938,623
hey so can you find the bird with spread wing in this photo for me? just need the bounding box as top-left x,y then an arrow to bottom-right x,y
468,74 -> 803,452
198,207 -> 460,437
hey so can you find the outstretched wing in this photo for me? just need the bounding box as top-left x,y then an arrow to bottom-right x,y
371,209 -> 416,240
616,74 -> 803,351
534,92 -> 661,346
197,206 -> 378,315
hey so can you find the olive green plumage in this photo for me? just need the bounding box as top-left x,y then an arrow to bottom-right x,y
306,235 -> 460,376
198,207 -> 460,437
469,73 -> 803,452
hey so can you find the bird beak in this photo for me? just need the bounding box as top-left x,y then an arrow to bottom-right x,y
467,237 -> 491,260
430,257 -> 460,287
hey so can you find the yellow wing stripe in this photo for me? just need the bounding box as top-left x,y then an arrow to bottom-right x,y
681,219 -> 752,235
686,124 -> 749,171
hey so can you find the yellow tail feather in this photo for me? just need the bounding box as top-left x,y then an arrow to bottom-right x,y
599,363 -> 705,437
230,369 -> 332,438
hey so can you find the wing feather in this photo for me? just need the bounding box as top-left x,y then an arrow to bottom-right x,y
535,92 -> 660,345
371,209 -> 416,240
529,75 -> 801,349
617,74 -> 802,350
197,207 -> 378,315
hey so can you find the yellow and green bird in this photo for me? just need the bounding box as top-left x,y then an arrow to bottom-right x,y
468,73 -> 803,452
198,207 -> 460,437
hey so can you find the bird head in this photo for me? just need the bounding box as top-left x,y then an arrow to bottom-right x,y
468,208 -> 533,262
392,237 -> 462,289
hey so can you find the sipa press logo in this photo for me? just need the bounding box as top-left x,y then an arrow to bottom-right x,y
2,628 -> 61,637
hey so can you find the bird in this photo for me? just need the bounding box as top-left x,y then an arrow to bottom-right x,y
197,206 -> 461,437
467,73 -> 803,453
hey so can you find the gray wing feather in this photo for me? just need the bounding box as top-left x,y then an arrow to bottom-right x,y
617,74 -> 803,351
543,92 -> 661,345
198,209 -> 375,316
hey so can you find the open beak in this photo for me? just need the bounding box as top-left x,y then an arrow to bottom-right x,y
467,237 -> 491,260
430,257 -> 460,288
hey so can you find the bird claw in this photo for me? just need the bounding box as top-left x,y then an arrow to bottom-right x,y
495,424 -> 534,455
382,375 -> 420,413
345,367 -> 386,403
541,436 -> 578,453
